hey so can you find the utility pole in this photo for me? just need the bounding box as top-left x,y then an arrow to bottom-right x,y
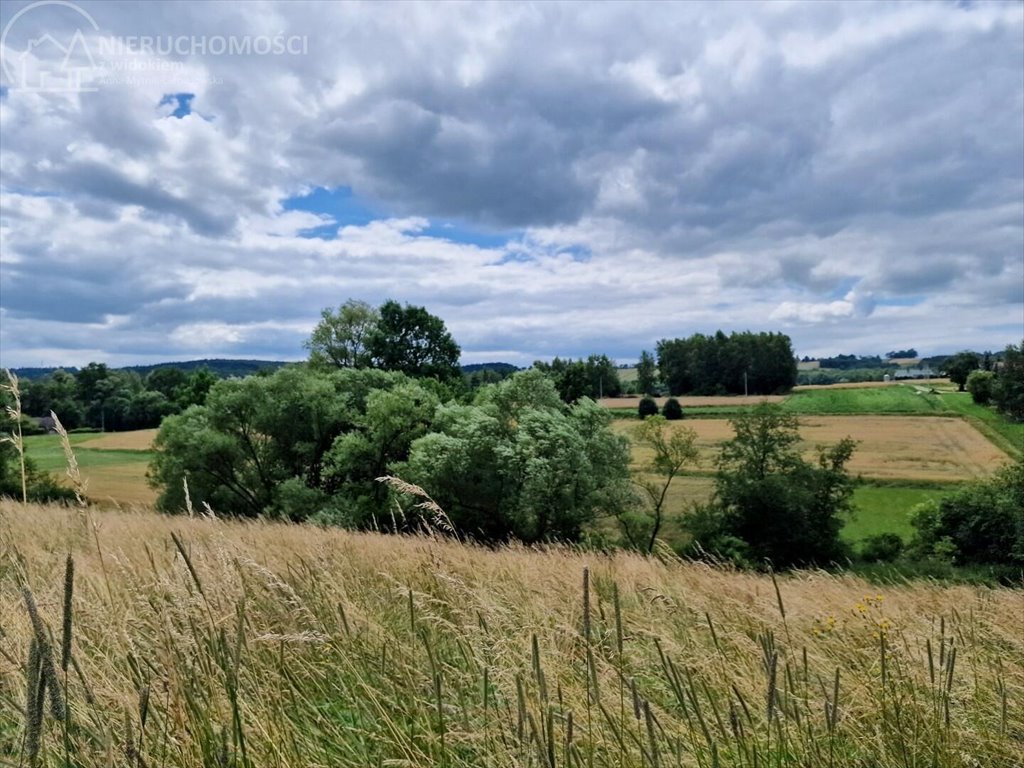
743,371 -> 748,397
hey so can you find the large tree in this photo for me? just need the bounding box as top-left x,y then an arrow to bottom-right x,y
401,370 -> 632,543
686,403 -> 856,567
148,366 -> 434,520
306,299 -> 379,370
636,350 -> 657,395
993,341 -> 1024,421
943,351 -> 981,392
366,300 -> 462,383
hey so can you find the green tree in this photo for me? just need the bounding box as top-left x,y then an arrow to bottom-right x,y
149,366 -> 416,519
943,351 -> 980,392
145,367 -> 189,400
366,300 -> 462,383
636,350 -> 657,395
322,381 -> 440,526
305,299 -> 379,369
993,341 -> 1024,421
661,397 -> 683,420
638,396 -> 659,419
619,415 -> 698,552
401,370 -> 631,543
686,404 -> 856,568
175,367 -> 218,409
966,370 -> 996,405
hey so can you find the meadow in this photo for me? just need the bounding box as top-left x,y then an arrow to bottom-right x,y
1,502 -> 1021,767
23,430 -> 158,506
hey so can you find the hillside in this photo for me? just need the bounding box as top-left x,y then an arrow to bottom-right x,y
2,503 -> 1021,767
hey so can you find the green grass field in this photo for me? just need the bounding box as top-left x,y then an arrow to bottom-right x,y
843,485 -> 949,545
23,432 -> 157,504
782,385 -> 946,414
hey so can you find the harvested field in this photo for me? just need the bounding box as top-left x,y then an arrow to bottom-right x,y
601,394 -> 785,409
76,428 -> 158,450
617,415 -> 1012,482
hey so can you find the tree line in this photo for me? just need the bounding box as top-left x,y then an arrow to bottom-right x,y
652,331 -> 798,396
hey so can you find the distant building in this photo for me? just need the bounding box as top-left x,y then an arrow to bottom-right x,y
893,365 -> 935,380
797,360 -> 821,371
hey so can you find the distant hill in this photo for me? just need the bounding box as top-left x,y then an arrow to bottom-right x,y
461,362 -> 519,375
10,359 -> 292,380
11,359 -> 521,381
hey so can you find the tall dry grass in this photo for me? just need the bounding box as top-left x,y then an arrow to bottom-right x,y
1,501 -> 1021,767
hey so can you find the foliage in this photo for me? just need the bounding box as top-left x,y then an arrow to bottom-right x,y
909,458 -> 1024,567
657,330 -> 797,396
637,396 -> 659,419
620,415 -> 698,552
0,441 -> 77,503
636,349 -> 657,395
942,351 -> 980,392
366,300 -> 462,383
402,370 -> 632,543
965,370 -> 995,405
305,299 -> 379,369
992,340 -> 1024,421
661,397 -> 683,420
18,363 -> 220,432
816,353 -> 891,370
149,366 -> 435,520
532,354 -> 622,401
858,532 -> 904,563
685,403 -> 856,568
886,348 -> 918,359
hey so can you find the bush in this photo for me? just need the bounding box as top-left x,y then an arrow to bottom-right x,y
966,370 -> 996,405
859,533 -> 904,563
638,397 -> 659,419
661,397 -> 683,420
909,458 -> 1024,566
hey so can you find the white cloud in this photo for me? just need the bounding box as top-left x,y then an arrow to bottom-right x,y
0,0 -> 1021,367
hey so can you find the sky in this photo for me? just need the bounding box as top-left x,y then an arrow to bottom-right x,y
0,0 -> 1022,369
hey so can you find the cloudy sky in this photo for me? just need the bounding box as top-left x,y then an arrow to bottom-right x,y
0,0 -> 1021,369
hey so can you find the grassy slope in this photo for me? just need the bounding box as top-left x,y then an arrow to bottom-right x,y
2,503 -> 1021,767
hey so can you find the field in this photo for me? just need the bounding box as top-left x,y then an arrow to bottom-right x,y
782,386 -> 946,415
618,415 -> 1010,483
1,502 -> 1021,767
24,431 -> 158,506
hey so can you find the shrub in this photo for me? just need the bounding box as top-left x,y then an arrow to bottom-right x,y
638,397 -> 659,419
661,397 -> 683,420
909,458 -> 1024,566
966,370 -> 995,405
859,532 -> 904,563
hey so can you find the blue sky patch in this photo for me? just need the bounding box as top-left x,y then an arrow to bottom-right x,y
159,93 -> 194,118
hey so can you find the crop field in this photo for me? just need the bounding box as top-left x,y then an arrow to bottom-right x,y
2,502 -> 1021,768
617,415 -> 1009,483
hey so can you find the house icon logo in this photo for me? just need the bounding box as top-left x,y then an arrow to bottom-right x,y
1,1 -> 100,93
